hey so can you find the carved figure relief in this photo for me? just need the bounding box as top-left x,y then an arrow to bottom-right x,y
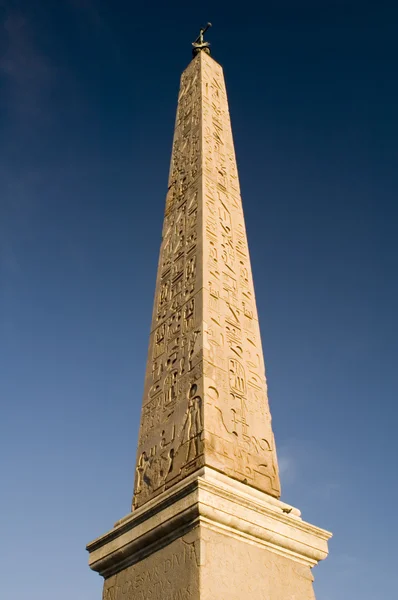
183,298 -> 195,332
154,324 -> 166,359
181,384 -> 203,463
164,369 -> 178,408
135,451 -> 149,495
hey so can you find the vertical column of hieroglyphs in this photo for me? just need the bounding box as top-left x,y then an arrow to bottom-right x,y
201,52 -> 281,497
132,56 -> 205,510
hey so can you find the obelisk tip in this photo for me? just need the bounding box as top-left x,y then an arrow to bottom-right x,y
192,22 -> 212,57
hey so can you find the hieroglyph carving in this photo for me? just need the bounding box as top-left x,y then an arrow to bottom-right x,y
133,51 -> 280,511
200,52 -> 280,496
132,58 -> 205,510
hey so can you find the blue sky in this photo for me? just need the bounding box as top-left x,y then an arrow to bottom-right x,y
1,2 -> 397,599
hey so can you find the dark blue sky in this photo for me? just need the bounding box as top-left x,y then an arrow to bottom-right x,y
1,2 -> 397,599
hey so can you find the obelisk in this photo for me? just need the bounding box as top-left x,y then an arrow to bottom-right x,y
87,27 -> 332,600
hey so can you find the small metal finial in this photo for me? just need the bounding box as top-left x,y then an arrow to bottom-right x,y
192,22 -> 212,57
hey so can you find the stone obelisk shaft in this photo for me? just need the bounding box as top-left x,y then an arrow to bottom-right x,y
133,51 -> 280,511
87,48 -> 332,600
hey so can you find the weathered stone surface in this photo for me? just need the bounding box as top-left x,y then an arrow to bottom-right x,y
200,527 -> 316,600
102,531 -> 200,600
133,47 -> 280,513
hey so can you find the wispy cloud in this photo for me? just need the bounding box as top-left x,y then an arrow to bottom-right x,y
67,0 -> 122,62
278,439 -> 340,500
0,165 -> 41,272
68,0 -> 104,28
0,163 -> 46,334
0,7 -> 54,295
277,450 -> 297,485
0,9 -> 54,121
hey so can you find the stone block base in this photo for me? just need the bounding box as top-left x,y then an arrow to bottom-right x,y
87,468 -> 331,599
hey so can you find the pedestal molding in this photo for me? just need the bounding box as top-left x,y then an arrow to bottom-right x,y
87,469 -> 332,578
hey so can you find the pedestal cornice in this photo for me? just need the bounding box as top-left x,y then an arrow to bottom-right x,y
87,468 -> 332,579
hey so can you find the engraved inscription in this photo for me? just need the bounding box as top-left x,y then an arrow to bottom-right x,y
103,536 -> 198,600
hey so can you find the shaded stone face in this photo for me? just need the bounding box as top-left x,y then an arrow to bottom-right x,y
132,51 -> 281,511
102,530 -> 200,600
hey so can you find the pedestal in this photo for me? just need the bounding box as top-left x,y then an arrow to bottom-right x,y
87,468 -> 332,599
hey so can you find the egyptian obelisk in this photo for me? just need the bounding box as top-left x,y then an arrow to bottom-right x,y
87,26 -> 332,599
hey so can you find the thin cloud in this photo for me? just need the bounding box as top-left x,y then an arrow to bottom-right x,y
277,449 -> 297,485
68,0 -> 122,62
0,164 -> 46,334
0,238 -> 20,276
0,8 -> 54,288
0,166 -> 41,273
0,10 -> 54,120
278,439 -> 340,500
68,0 -> 105,30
